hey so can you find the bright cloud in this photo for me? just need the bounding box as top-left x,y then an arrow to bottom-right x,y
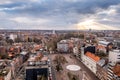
76,20 -> 119,30
10,17 -> 50,24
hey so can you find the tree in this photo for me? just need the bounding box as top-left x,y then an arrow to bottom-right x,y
78,33 -> 84,39
6,39 -> 14,45
46,39 -> 57,51
28,37 -> 32,42
56,63 -> 63,72
53,55 -> 67,72
53,55 -> 67,64
37,75 -> 46,80
67,72 -> 79,80
33,38 -> 42,44
15,37 -> 22,43
96,50 -> 107,57
0,53 -> 8,59
91,39 -> 97,44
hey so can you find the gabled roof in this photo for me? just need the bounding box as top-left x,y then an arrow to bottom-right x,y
85,52 -> 100,62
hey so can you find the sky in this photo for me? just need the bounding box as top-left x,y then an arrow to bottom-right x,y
0,0 -> 120,30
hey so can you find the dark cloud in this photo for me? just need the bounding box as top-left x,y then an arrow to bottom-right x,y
0,0 -> 120,29
0,2 -> 26,8
2,0 -> 120,16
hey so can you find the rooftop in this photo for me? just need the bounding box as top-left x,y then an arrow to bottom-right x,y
113,63 -> 120,77
97,45 -> 106,49
85,52 -> 100,62
99,41 -> 112,46
112,50 -> 120,53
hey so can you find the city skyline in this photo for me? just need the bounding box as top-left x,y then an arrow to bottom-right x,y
0,0 -> 120,30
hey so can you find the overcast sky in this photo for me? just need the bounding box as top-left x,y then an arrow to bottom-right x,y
0,0 -> 120,30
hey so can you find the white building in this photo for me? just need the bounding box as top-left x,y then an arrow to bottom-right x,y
109,50 -> 120,64
57,40 -> 69,53
9,34 -> 17,41
107,50 -> 120,80
81,47 -> 100,74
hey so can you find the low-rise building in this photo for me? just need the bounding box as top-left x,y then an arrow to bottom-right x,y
57,40 -> 69,53
98,41 -> 113,53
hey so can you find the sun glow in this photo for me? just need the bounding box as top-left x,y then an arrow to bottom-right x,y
76,20 -> 118,30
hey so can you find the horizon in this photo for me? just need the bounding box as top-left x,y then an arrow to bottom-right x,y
0,29 -> 120,32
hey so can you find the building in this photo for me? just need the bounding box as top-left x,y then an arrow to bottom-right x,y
81,47 -> 100,74
25,53 -> 52,80
57,38 -> 81,53
112,63 -> 120,80
96,45 -> 106,54
114,40 -> 120,49
107,62 -> 116,80
98,41 -> 113,53
57,40 -> 69,53
9,34 -> 17,41
96,59 -> 108,80
26,68 -> 48,80
107,50 -> 120,80
11,51 -> 29,78
73,46 -> 79,56
109,50 -> 120,64
33,44 -> 42,51
84,46 -> 96,54
20,51 -> 29,63
107,62 -> 120,80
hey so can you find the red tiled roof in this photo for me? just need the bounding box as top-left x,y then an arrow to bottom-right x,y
85,52 -> 100,62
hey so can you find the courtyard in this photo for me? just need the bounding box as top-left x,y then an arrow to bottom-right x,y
49,54 -> 85,80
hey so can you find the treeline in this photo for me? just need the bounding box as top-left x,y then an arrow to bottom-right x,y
46,32 -> 84,51
5,37 -> 42,45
